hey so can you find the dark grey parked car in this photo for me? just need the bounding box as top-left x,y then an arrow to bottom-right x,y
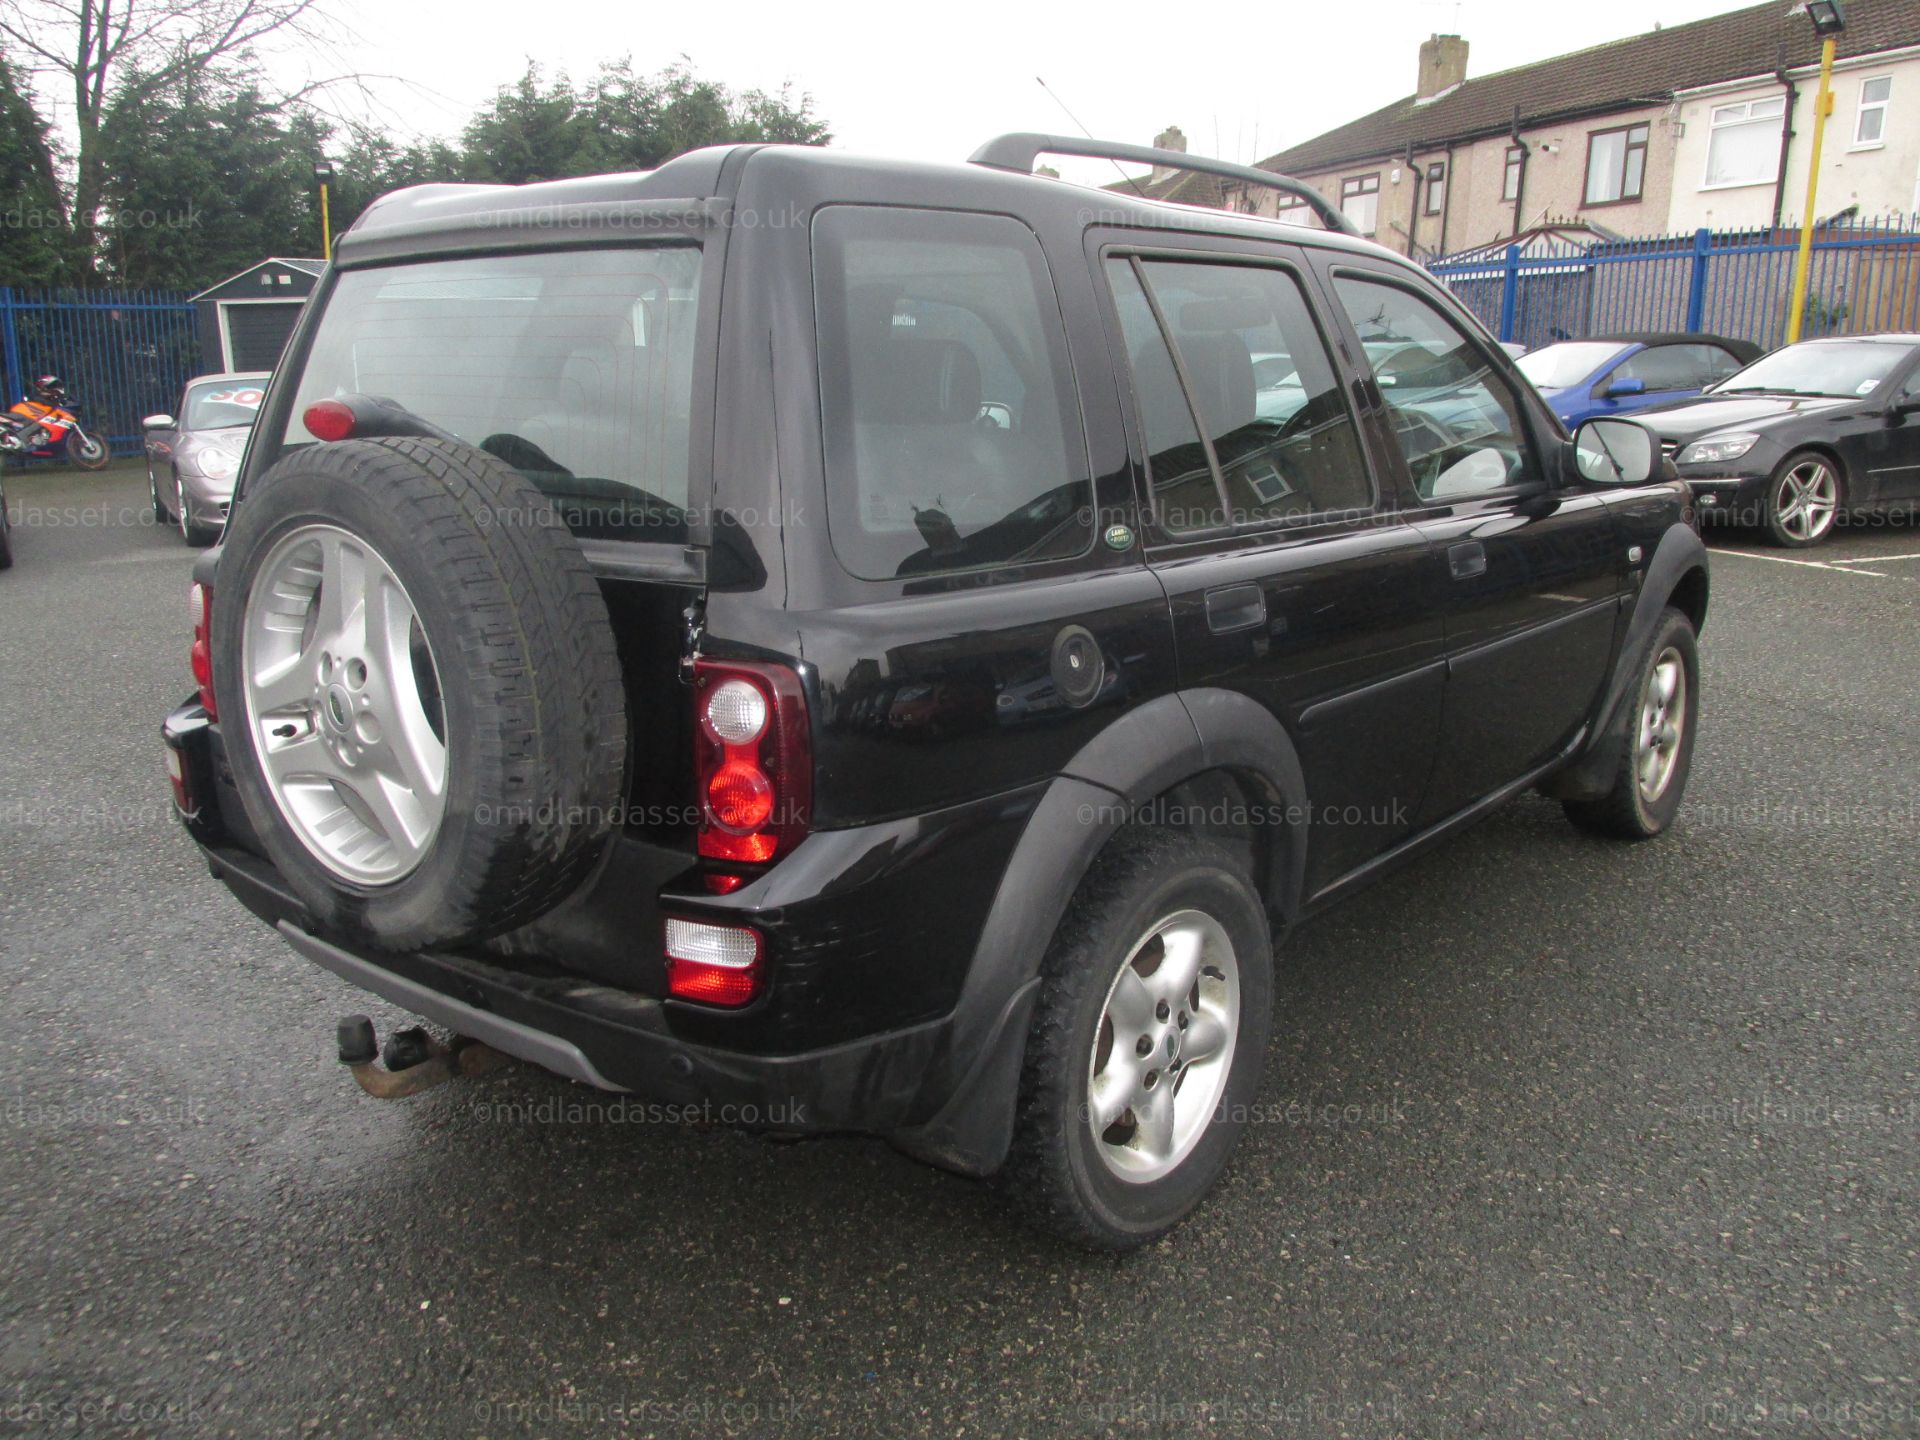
145,373 -> 270,545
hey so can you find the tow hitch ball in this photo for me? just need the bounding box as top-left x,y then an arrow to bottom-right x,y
335,1014 -> 513,1099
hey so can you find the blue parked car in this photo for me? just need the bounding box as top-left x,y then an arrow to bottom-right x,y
1515,333 -> 1761,428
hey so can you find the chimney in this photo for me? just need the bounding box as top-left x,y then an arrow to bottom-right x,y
1417,34 -> 1468,101
1151,125 -> 1187,184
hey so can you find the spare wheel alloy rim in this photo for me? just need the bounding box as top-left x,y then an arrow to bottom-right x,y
242,523 -> 450,885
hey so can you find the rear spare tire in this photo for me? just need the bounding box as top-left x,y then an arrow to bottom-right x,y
211,437 -> 627,950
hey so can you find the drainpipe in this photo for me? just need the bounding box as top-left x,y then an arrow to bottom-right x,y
1404,144 -> 1422,258
1509,105 -> 1532,240
1771,63 -> 1799,230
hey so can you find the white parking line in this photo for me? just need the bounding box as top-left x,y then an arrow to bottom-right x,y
1711,548 -> 1888,577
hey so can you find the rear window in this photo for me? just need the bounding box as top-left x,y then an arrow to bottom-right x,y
812,206 -> 1091,580
185,380 -> 266,431
277,247 -> 701,538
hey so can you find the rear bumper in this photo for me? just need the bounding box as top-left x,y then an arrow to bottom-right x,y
162,700 -> 1039,1161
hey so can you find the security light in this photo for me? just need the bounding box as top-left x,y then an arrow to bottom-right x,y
1803,0 -> 1846,37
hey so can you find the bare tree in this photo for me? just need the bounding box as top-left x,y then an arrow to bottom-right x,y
0,0 -> 331,264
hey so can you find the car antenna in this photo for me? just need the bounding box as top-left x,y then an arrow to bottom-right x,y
1034,77 -> 1148,198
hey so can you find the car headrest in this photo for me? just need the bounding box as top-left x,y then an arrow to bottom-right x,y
860,338 -> 983,425
1175,332 -> 1256,438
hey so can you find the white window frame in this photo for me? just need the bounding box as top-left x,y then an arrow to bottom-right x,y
1853,75 -> 1891,150
1502,146 -> 1523,202
1700,95 -> 1786,192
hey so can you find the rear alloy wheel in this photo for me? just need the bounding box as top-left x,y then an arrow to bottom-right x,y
213,436 -> 627,950
1766,452 -> 1841,547
1001,831 -> 1272,1250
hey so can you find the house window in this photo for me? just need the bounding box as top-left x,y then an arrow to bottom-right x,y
1341,173 -> 1380,236
1855,76 -> 1892,147
1424,162 -> 1446,215
1502,146 -> 1524,202
1271,191 -> 1309,222
1704,96 -> 1786,187
1584,123 -> 1649,205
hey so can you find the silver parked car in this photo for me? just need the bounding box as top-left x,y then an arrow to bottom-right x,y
145,373 -> 269,546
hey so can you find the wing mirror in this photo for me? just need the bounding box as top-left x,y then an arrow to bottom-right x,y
1571,418 -> 1661,485
142,413 -> 176,431
1605,377 -> 1647,398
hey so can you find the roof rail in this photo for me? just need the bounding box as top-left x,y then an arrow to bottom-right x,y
968,132 -> 1358,238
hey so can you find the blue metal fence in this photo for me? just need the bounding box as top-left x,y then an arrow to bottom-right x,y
1430,216 -> 1920,351
0,287 -> 202,459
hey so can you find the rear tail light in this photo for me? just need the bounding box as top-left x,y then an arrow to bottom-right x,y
664,918 -> 763,1006
692,659 -> 811,864
189,581 -> 217,718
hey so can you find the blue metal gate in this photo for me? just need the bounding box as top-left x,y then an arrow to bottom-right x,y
0,287 -> 202,458
1429,217 -> 1920,352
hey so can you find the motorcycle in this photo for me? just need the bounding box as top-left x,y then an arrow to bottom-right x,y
1,395 -> 112,470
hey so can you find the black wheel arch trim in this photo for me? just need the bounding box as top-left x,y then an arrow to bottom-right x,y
893,689 -> 1310,1175
1542,522 -> 1707,804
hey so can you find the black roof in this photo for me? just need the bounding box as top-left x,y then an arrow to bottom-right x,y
1592,332 -> 1764,360
1257,0 -> 1920,176
334,142 -> 1399,270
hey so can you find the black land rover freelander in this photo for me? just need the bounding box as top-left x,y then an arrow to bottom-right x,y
163,136 -> 1706,1249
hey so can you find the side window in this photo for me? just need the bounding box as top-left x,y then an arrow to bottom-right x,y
1107,256 -> 1373,534
1332,273 -> 1533,500
1703,345 -> 1745,382
813,207 -> 1091,580
1613,344 -> 1709,393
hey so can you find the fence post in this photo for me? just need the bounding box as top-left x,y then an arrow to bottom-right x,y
0,288 -> 20,405
1499,244 -> 1520,343
1684,228 -> 1711,332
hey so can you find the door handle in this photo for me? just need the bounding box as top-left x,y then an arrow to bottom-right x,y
1448,540 -> 1487,581
1204,583 -> 1267,635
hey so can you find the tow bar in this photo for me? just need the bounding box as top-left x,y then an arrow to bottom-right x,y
335,1014 -> 516,1099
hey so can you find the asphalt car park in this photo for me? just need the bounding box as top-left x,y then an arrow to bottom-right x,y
3,463 -> 1917,1437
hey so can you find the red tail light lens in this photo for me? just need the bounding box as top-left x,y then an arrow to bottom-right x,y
693,659 -> 810,865
303,399 -> 356,442
189,582 -> 217,718
664,918 -> 763,1006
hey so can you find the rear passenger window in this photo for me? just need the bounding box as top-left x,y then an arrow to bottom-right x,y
1106,256 -> 1372,534
813,207 -> 1091,580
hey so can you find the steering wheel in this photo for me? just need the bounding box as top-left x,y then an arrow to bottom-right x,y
1386,405 -> 1461,496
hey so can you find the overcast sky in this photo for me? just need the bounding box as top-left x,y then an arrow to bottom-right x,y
301,0 -> 1768,185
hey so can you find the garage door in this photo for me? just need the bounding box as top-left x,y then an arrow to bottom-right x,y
223,302 -> 306,371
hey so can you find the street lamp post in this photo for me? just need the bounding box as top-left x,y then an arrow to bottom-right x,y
1785,0 -> 1847,344
314,161 -> 336,261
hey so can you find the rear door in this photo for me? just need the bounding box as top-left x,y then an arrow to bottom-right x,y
1315,259 -> 1623,824
1094,233 -> 1451,894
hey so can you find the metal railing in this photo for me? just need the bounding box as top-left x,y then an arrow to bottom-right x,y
1429,216 -> 1920,351
0,287 -> 202,459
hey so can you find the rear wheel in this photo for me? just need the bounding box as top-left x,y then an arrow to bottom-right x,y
1000,831 -> 1273,1250
212,436 -> 628,950
1765,451 -> 1841,547
0,479 -> 12,570
148,464 -> 168,523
